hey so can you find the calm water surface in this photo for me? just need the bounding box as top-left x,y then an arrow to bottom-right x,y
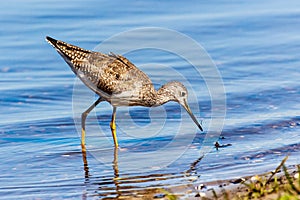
1,0 -> 300,199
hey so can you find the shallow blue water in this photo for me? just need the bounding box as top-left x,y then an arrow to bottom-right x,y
1,0 -> 300,199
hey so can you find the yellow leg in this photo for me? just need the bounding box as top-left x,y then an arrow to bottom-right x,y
81,97 -> 103,151
110,107 -> 118,147
81,128 -> 86,152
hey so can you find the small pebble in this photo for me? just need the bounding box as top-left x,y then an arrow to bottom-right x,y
231,178 -> 245,184
153,193 -> 165,198
195,183 -> 206,191
199,192 -> 206,197
271,169 -> 281,174
294,173 -> 299,179
195,192 -> 206,197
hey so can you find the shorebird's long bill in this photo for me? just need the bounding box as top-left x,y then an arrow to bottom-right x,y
182,100 -> 203,131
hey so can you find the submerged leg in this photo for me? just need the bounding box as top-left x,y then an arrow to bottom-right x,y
81,97 -> 103,152
110,107 -> 118,147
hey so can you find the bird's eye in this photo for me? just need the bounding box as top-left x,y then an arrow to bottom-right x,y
180,91 -> 186,97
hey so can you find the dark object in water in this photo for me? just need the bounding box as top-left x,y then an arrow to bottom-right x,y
215,142 -> 232,150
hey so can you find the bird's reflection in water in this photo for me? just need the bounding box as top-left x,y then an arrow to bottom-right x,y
82,150 -> 89,179
80,146 -> 205,199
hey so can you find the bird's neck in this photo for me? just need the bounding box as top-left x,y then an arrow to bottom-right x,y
154,86 -> 175,106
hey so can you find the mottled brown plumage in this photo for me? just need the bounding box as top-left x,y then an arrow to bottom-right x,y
46,36 -> 203,148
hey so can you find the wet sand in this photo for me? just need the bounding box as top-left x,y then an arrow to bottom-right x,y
165,165 -> 300,199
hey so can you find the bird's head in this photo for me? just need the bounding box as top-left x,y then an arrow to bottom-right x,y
158,81 -> 203,131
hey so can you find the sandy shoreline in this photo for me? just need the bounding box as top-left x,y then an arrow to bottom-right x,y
166,164 -> 300,199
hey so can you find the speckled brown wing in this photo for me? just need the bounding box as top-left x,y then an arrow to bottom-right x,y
46,36 -> 157,106
85,53 -> 157,106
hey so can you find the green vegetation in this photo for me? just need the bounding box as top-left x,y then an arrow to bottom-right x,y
149,156 -> 299,200
218,156 -> 300,200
